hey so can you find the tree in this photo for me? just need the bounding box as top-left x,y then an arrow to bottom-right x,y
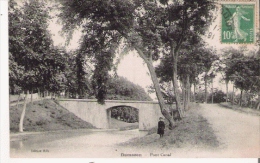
76,51 -> 91,98
155,0 -> 216,113
10,0 -> 55,93
9,0 -> 62,132
57,0 -> 216,128
217,60 -> 231,103
219,47 -> 243,104
41,47 -> 67,97
198,48 -> 218,103
106,76 -> 152,101
156,43 -> 218,108
209,90 -> 226,103
57,0 -> 174,120
127,0 -> 216,122
230,56 -> 259,106
60,50 -> 92,98
221,47 -> 260,107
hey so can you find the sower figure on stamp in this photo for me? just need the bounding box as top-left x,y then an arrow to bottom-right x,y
228,6 -> 250,42
157,117 -> 165,138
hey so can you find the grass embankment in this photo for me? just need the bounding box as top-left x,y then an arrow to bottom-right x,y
121,103 -> 219,150
10,99 -> 95,133
219,102 -> 260,116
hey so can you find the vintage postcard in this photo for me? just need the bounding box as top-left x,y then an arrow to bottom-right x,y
1,0 -> 260,162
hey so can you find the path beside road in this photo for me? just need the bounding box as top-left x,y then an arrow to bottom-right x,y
199,104 -> 260,157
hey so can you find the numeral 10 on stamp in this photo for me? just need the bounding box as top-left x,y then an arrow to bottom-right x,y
221,4 -> 255,44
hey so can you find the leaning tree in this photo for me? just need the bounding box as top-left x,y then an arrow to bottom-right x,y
57,0 -> 216,128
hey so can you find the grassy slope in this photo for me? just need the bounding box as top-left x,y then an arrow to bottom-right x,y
10,99 -> 95,133
120,103 -> 219,150
10,100 -> 219,150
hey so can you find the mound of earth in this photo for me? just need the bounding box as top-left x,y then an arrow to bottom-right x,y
120,104 -> 219,150
10,99 -> 95,133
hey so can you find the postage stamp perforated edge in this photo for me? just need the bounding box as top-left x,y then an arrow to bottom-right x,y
217,0 -> 259,44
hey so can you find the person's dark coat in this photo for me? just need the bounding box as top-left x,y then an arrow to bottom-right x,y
157,121 -> 165,135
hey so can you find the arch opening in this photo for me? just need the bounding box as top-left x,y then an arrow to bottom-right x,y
106,105 -> 139,130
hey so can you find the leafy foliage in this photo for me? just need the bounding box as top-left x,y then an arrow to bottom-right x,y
9,0 -> 66,94
106,76 -> 152,101
58,0 -> 136,103
218,47 -> 260,107
156,43 -> 219,104
209,90 -> 226,103
221,48 -> 260,94
57,0 -> 217,126
111,106 -> 139,123
59,50 -> 92,98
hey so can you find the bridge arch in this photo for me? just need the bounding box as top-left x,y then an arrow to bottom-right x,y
106,105 -> 139,129
58,99 -> 168,130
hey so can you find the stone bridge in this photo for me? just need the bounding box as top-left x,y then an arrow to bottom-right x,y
58,99 -> 173,130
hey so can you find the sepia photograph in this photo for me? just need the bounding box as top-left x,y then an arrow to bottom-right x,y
1,0 -> 260,161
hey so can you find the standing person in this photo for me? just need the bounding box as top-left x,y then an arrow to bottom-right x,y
157,117 -> 165,138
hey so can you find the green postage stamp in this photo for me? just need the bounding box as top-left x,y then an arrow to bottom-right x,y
221,4 -> 255,43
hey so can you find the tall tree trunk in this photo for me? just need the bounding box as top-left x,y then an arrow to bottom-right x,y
16,93 -> 21,109
135,48 -> 175,129
146,61 -> 175,129
187,76 -> 191,109
256,102 -> 260,110
211,78 -> 214,104
246,93 -> 250,108
204,73 -> 208,103
19,90 -> 29,132
232,84 -> 235,105
194,83 -> 196,102
172,52 -> 183,118
38,88 -> 41,101
183,75 -> 190,110
31,90 -> 33,103
181,80 -> 186,110
225,80 -> 229,102
257,92 -> 260,110
239,89 -> 243,106
186,75 -> 190,109
65,91 -> 67,98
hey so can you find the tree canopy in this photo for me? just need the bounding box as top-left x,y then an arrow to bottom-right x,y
9,0 -> 260,133
9,0 -> 66,94
56,0 -> 217,127
106,76 -> 152,101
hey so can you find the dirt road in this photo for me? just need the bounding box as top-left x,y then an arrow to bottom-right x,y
10,129 -> 148,158
199,104 -> 260,157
